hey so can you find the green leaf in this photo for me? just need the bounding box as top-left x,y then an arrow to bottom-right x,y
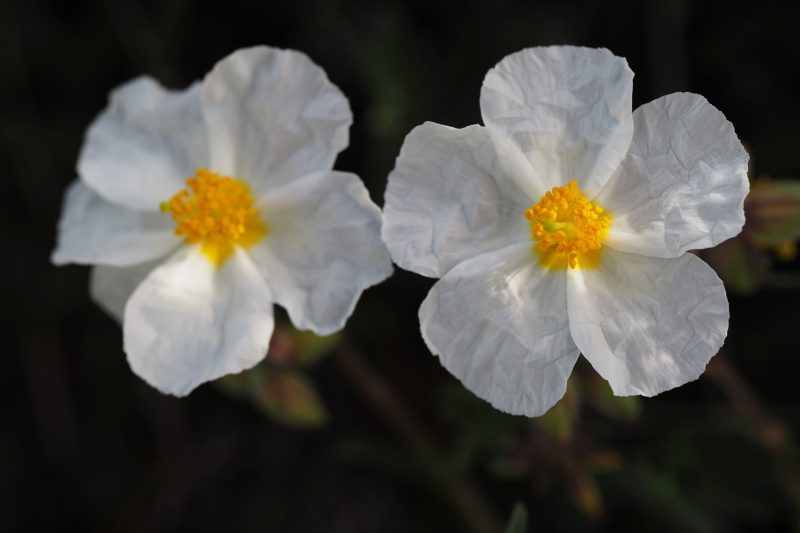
503,502 -> 528,533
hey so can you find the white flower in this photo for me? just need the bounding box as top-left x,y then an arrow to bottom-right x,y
382,46 -> 749,417
52,46 -> 393,396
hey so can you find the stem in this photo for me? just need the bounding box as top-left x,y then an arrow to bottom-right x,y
334,337 -> 504,533
706,351 -> 800,527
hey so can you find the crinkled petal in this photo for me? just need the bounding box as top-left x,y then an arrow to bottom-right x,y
90,258 -> 164,323
567,249 -> 728,397
420,242 -> 580,417
480,46 -> 634,197
124,246 -> 274,396
78,77 -> 207,211
382,122 -> 537,278
201,46 -> 351,196
247,171 -> 392,335
52,179 -> 180,267
596,93 -> 750,257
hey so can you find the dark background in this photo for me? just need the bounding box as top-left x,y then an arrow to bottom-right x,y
4,0 -> 800,531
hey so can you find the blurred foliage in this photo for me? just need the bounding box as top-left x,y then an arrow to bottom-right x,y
6,0 -> 800,532
224,367 -> 328,428
216,324 -> 335,428
746,178 -> 800,247
704,176 -> 800,294
503,502 -> 528,533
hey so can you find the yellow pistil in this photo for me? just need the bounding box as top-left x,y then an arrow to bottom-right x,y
163,168 -> 267,267
524,180 -> 611,270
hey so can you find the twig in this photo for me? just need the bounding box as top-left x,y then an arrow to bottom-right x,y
334,337 -> 504,533
706,350 -> 800,528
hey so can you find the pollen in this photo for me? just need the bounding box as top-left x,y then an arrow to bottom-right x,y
163,169 -> 267,266
524,180 -> 611,270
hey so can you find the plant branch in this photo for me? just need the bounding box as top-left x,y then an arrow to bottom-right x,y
706,350 -> 800,528
334,337 -> 504,533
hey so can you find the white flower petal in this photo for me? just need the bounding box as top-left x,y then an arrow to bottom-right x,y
567,249 -> 728,397
90,258 -> 163,323
420,243 -> 580,417
78,77 -> 207,211
382,122 -> 537,278
124,246 -> 274,396
201,46 -> 351,195
480,46 -> 634,196
247,171 -> 392,335
596,93 -> 750,257
51,179 -> 180,267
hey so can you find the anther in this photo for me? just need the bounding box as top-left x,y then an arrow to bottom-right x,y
524,180 -> 611,270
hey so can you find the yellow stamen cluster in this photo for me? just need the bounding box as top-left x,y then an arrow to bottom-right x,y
164,169 -> 257,243
524,180 -> 611,270
162,169 -> 266,266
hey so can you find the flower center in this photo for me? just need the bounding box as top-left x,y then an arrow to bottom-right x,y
162,168 -> 267,266
524,180 -> 611,270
